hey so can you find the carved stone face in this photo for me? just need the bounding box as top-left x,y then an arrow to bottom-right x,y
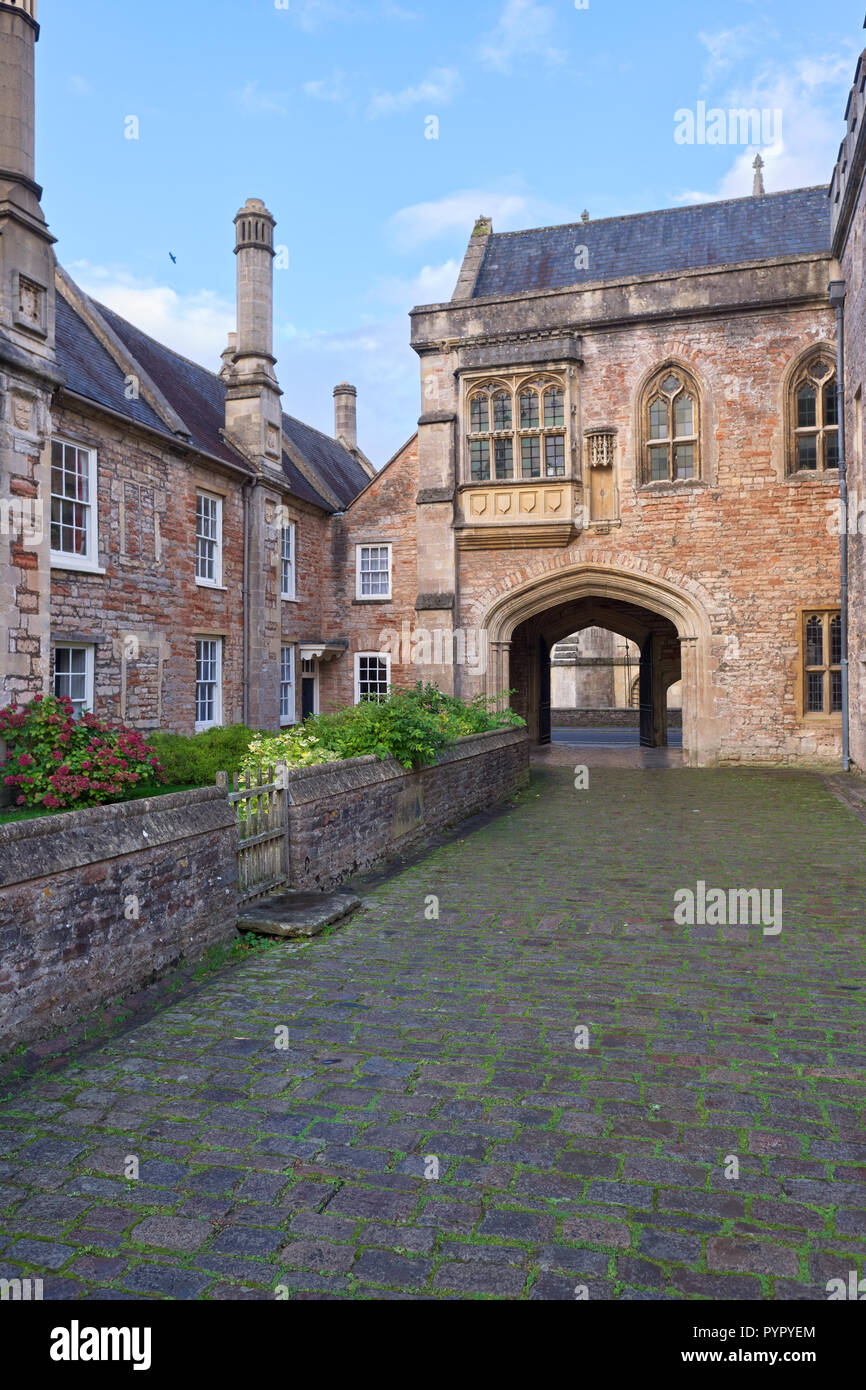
12,395 -> 31,431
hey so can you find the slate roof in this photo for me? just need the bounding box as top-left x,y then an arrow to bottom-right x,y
471,187 -> 832,299
55,293 -> 168,437
54,278 -> 370,511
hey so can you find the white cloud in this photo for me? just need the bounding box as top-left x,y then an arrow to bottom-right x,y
479,0 -> 565,76
303,71 -> 348,103
69,262 -> 234,371
673,47 -> 857,204
368,67 -> 460,118
235,81 -> 289,117
389,188 -> 542,248
376,259 -> 461,307
68,75 -> 91,97
697,26 -> 767,84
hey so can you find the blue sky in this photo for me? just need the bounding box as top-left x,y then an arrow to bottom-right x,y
37,0 -> 863,465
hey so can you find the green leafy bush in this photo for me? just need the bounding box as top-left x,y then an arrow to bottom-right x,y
0,693 -> 163,811
148,724 -> 259,786
243,684 -> 524,774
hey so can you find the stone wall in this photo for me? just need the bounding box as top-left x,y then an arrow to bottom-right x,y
551,707 -> 683,728
284,726 -> 529,891
831,49 -> 866,772
0,787 -> 238,1053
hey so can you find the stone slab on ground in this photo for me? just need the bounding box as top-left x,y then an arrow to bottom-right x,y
237,890 -> 361,938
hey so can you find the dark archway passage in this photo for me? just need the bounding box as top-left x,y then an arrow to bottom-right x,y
510,595 -> 681,747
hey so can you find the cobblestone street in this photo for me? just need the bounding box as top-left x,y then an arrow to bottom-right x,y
1,760 -> 865,1301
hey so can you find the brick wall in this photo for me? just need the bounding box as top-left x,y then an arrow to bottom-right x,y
284,726 -> 529,891
321,434 -> 420,712
0,787 -> 238,1053
49,401 -> 249,733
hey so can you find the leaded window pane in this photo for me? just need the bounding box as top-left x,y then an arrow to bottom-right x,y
824,381 -> 838,427
494,438 -> 513,479
674,444 -> 695,479
830,670 -> 843,712
796,436 -> 818,470
544,387 -> 564,427
662,374 -> 681,394
807,671 -> 824,712
830,614 -> 842,666
674,394 -> 694,437
520,391 -> 539,429
470,439 -> 490,481
797,386 -> 817,429
825,432 -> 839,469
521,436 -> 540,477
649,397 -> 668,440
492,392 -> 512,431
470,395 -> 489,432
648,445 -> 669,481
805,616 -> 823,667
544,434 -> 565,476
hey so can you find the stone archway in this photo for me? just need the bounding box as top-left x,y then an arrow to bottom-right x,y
481,563 -> 712,766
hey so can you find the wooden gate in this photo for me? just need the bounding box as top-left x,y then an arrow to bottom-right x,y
218,763 -> 288,903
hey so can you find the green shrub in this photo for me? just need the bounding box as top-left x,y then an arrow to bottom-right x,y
243,684 -> 524,774
0,693 -> 163,811
148,724 -> 260,786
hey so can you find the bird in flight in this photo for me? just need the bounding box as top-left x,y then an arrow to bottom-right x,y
169,252 -> 177,264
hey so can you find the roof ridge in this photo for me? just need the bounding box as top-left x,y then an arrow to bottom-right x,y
487,186 -> 830,241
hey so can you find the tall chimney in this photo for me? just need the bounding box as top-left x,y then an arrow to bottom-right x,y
0,0 -> 55,361
223,198 -> 282,466
333,382 -> 357,450
0,1 -> 38,192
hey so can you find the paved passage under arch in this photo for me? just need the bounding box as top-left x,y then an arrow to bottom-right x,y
1,759 -> 865,1301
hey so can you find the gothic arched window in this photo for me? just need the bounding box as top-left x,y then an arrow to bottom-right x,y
789,352 -> 839,473
466,375 -> 566,482
641,367 -> 700,483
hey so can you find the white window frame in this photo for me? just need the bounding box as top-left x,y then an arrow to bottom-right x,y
281,521 -> 296,600
280,645 -> 296,725
355,542 -> 392,601
301,656 -> 319,717
354,651 -> 391,704
195,637 -> 222,731
195,491 -> 223,588
50,437 -> 102,573
53,642 -> 95,716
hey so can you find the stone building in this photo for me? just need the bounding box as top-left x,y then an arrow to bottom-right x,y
0,2 -> 860,771
829,46 -> 866,775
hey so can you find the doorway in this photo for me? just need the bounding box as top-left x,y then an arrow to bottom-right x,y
301,657 -> 318,719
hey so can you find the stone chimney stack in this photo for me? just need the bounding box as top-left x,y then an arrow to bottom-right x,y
0,1 -> 38,192
223,198 -> 283,467
0,0 -> 55,362
333,382 -> 357,449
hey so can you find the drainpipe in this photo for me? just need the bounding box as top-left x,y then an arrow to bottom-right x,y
829,279 -> 849,772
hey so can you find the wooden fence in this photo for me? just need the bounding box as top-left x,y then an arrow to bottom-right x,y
217,762 -> 288,903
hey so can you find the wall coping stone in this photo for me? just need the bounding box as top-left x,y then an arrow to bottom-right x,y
0,786 -> 236,888
285,727 -> 528,807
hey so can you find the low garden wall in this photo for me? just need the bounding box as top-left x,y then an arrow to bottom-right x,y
0,787 -> 238,1054
552,707 -> 683,728
284,726 -> 530,891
